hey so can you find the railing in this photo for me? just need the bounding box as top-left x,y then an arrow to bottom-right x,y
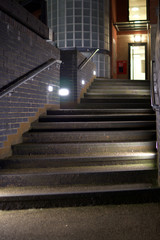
151,61 -> 159,111
151,2 -> 160,111
78,49 -> 99,70
0,58 -> 62,99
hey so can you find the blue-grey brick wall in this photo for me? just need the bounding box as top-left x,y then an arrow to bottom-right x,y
0,9 -> 60,149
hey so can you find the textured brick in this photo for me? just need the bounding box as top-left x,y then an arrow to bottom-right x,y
0,8 -> 60,149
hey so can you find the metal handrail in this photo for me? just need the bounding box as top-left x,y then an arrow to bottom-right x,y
0,58 -> 62,99
151,2 -> 160,111
151,61 -> 159,111
78,49 -> 99,70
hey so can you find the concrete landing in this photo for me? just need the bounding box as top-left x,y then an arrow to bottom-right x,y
0,203 -> 160,240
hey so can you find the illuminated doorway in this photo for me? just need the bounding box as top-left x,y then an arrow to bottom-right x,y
129,43 -> 147,80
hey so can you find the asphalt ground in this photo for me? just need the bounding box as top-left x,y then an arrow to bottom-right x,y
0,203 -> 160,240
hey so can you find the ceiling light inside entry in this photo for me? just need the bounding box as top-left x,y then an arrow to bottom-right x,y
134,35 -> 142,42
132,7 -> 139,11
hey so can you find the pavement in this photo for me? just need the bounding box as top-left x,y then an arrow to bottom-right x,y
0,203 -> 160,240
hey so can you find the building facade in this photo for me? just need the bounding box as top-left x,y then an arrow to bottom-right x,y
47,0 -> 110,78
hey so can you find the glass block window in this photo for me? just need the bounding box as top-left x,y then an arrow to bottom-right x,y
47,0 -> 110,77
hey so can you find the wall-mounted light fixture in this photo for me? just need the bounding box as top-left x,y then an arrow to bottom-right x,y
81,80 -> 85,85
58,88 -> 70,96
47,85 -> 54,92
134,35 -> 142,43
93,70 -> 96,76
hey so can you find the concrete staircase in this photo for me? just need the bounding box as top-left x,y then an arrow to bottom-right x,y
0,78 -> 159,210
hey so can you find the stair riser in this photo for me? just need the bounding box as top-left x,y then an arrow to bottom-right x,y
93,79 -> 150,84
23,131 -> 156,143
89,84 -> 150,91
47,109 -> 155,115
12,142 -> 156,155
39,115 -> 156,122
82,96 -> 150,100
1,188 -> 160,210
31,121 -> 156,130
76,103 -> 151,109
88,87 -> 150,91
0,170 -> 157,188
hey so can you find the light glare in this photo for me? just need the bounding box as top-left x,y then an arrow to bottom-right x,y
132,7 -> 139,11
134,35 -> 141,42
58,88 -> 70,96
48,85 -> 53,92
81,80 -> 85,85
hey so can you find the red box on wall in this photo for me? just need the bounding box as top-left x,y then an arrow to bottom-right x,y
117,60 -> 127,74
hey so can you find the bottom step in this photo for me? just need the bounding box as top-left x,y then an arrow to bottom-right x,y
0,184 -> 160,210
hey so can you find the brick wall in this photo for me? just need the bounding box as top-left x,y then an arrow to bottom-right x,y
60,50 -> 96,107
77,52 -> 96,102
0,0 -> 49,39
0,9 -> 60,158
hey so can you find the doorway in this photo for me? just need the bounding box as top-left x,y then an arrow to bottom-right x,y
129,43 -> 147,80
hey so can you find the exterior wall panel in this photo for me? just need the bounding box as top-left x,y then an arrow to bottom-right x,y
0,9 -> 60,157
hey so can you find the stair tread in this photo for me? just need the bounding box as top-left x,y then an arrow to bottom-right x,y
0,163 -> 156,175
31,120 -> 156,130
3,152 -> 157,164
32,120 -> 156,125
13,141 -> 156,147
23,130 -> 156,143
40,114 -> 155,118
25,129 -> 156,136
47,109 -> 154,114
0,183 -> 156,197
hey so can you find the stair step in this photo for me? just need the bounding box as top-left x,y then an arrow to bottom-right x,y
0,183 -> 155,197
87,89 -> 150,95
76,103 -> 151,109
39,114 -> 156,122
1,184 -> 160,210
47,109 -> 155,115
89,85 -> 150,89
94,78 -> 150,84
23,130 -> 156,143
0,153 -> 156,169
0,167 -> 157,188
81,99 -> 150,103
90,80 -> 150,88
12,141 -> 156,156
31,121 -> 156,130
83,94 -> 150,99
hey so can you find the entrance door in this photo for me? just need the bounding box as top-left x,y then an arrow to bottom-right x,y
129,43 -> 147,80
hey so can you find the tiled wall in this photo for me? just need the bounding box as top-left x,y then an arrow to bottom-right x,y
0,9 -> 60,158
